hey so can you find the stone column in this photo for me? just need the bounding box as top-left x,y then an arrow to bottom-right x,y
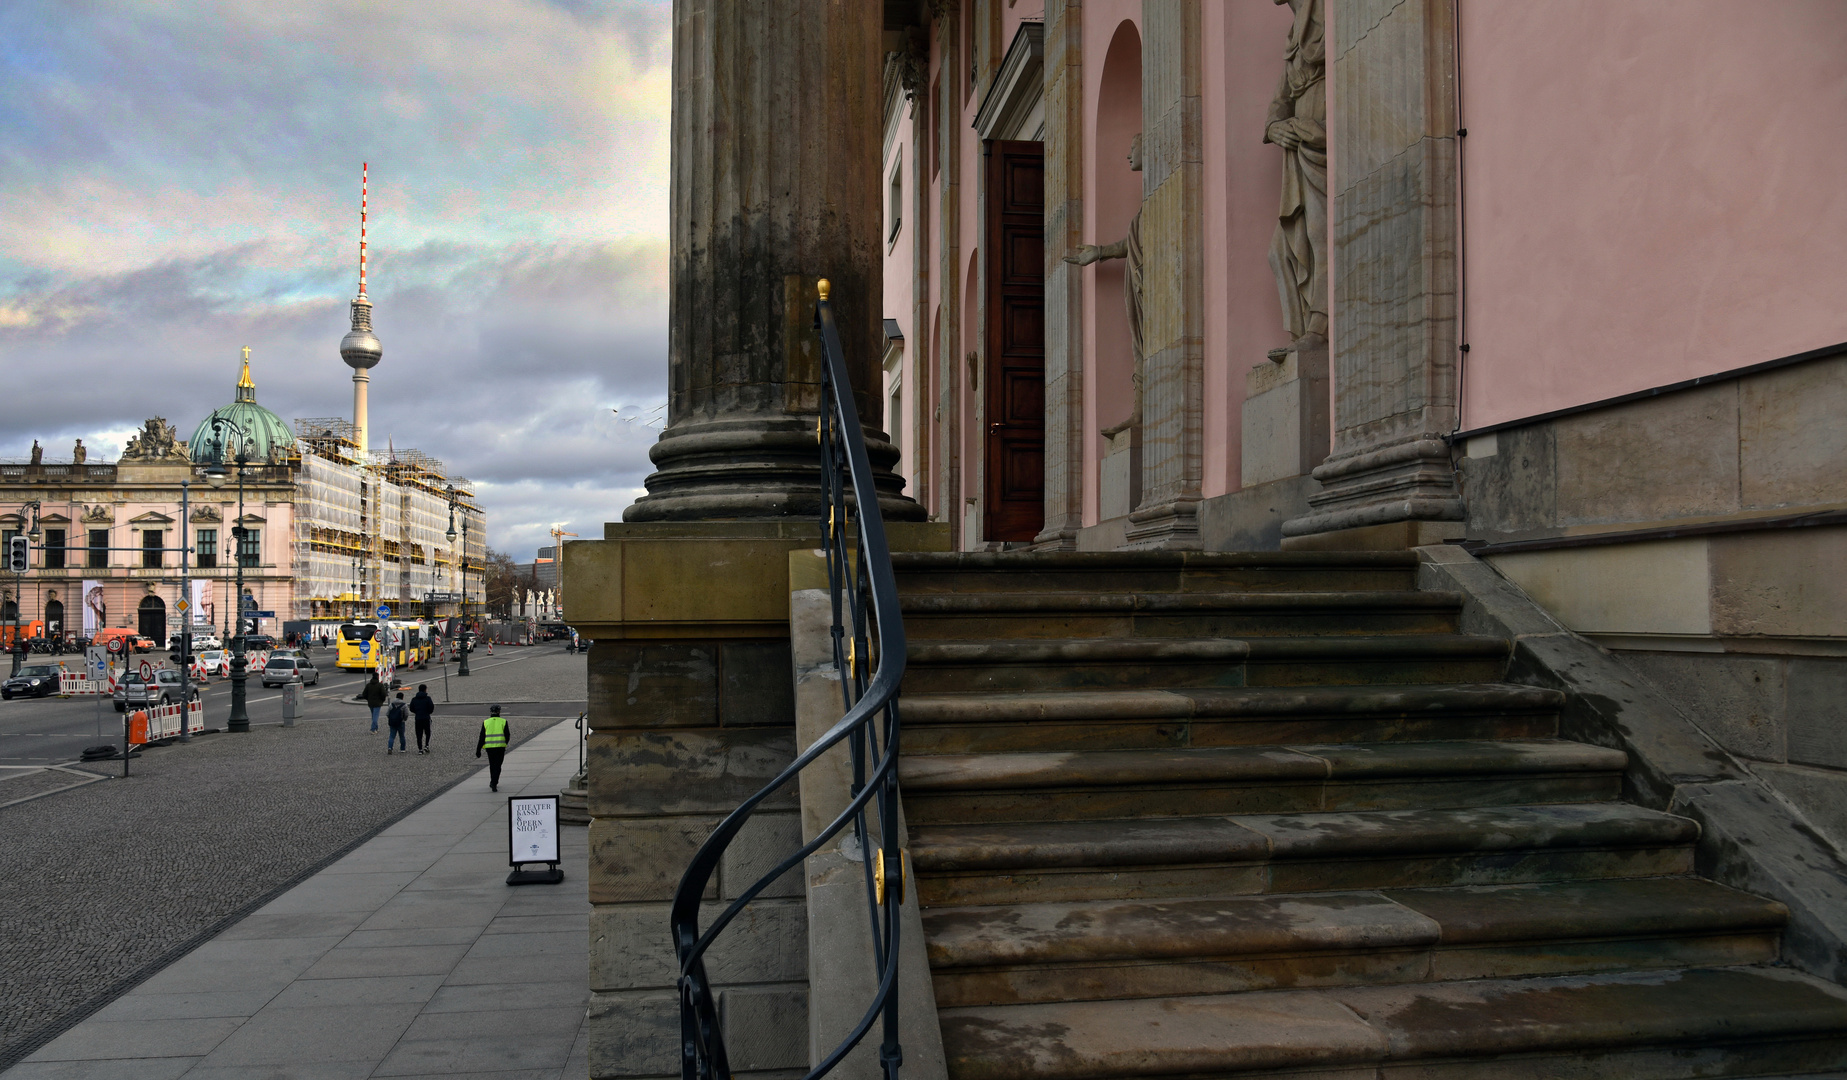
1034,0 -> 1086,551
625,0 -> 923,524
1127,0 -> 1206,550
1281,0 -> 1465,546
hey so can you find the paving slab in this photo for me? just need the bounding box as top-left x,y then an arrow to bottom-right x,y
3,717 -> 588,1080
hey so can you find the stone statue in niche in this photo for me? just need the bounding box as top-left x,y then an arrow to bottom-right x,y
29,441 -> 41,466
1065,133 -> 1145,426
72,439 -> 86,464
1265,0 -> 1327,345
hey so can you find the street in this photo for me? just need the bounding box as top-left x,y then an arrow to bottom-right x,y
0,643 -> 588,1071
0,644 -> 581,770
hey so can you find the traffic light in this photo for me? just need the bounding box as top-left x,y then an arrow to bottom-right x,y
5,535 -> 26,573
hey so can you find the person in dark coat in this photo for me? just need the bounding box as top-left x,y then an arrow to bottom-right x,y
410,684 -> 436,754
363,673 -> 387,732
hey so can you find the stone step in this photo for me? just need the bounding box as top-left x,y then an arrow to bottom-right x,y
1241,635 -> 1510,686
892,549 -> 1419,596
937,966 -> 1847,1080
902,635 -> 1509,694
924,877 -> 1786,1008
899,683 -> 1564,753
900,740 -> 1626,824
900,589 -> 1463,639
910,803 -> 1698,906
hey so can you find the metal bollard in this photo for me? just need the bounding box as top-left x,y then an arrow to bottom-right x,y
282,675 -> 302,726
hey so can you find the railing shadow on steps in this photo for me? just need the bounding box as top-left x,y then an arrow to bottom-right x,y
672,279 -> 909,1080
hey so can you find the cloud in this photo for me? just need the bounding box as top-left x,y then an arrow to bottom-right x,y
0,0 -> 672,555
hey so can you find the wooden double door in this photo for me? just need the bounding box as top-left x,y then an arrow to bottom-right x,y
984,140 -> 1046,543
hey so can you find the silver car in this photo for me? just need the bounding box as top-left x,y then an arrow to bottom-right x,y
113,669 -> 193,712
261,656 -> 320,688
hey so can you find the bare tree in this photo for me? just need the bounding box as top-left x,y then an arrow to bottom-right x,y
483,547 -> 520,618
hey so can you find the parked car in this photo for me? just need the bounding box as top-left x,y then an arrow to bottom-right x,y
191,650 -> 228,677
242,633 -> 277,651
169,633 -> 223,653
2,663 -> 62,700
113,669 -> 193,712
260,655 -> 320,688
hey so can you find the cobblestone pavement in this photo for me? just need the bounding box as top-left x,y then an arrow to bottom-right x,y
0,650 -> 589,1071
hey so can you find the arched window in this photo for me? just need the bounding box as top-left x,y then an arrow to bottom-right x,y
138,595 -> 167,644
44,598 -> 63,638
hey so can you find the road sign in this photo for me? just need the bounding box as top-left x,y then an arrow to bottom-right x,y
139,660 -> 154,680
107,638 -> 124,654
360,641 -> 371,656
176,598 -> 190,614
376,605 -> 391,619
249,610 -> 275,619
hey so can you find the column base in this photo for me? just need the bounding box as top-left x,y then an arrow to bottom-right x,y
1122,499 -> 1202,551
624,416 -> 926,523
1281,435 -> 1464,545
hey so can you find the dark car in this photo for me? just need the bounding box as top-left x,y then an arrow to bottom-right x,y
2,663 -> 62,700
242,634 -> 278,651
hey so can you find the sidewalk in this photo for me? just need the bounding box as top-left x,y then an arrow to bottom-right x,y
5,719 -> 590,1080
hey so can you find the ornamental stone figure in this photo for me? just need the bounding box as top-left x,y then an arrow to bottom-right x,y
1065,133 -> 1146,421
29,441 -> 41,466
72,439 -> 86,464
1265,0 -> 1328,344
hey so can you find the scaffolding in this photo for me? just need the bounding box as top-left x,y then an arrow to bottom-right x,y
289,420 -> 484,624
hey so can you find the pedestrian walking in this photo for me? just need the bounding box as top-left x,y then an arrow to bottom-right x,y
363,672 -> 387,732
475,705 -> 511,792
410,683 -> 435,754
385,692 -> 409,754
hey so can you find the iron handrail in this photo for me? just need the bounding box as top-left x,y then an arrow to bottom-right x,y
672,281 -> 908,1080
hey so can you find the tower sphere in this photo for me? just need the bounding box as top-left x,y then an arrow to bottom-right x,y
340,295 -> 382,370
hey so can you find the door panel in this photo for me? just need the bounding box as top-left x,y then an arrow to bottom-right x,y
984,141 -> 1046,543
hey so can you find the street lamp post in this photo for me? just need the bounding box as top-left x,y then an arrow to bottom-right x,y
446,486 -> 469,677
9,502 -> 41,676
177,479 -> 192,742
204,420 -> 255,733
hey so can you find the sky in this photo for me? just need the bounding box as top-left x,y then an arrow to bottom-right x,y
0,0 -> 672,558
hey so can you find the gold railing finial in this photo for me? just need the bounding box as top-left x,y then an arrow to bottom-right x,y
817,278 -> 831,302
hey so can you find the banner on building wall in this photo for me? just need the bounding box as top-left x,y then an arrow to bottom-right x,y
191,580 -> 212,627
81,580 -> 104,635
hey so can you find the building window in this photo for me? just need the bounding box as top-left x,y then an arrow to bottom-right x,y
889,154 -> 903,244
196,529 -> 216,569
142,529 -> 163,568
88,529 -> 108,569
890,387 -> 904,452
43,529 -> 64,570
236,527 -> 260,568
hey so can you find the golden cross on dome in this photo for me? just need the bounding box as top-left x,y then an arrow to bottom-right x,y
242,346 -> 251,361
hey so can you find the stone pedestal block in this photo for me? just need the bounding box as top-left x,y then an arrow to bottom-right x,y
1242,341 -> 1330,489
1098,423 -> 1139,522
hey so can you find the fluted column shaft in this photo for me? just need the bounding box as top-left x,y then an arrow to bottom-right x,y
627,0 -> 923,522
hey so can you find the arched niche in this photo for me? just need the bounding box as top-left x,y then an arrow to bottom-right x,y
1093,19 -> 1142,433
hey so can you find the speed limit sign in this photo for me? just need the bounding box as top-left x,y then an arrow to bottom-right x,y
107,638 -> 124,655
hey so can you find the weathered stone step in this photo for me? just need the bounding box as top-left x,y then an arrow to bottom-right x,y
901,589 -> 1462,638
923,877 -> 1786,1007
900,683 -> 1563,753
902,635 -> 1509,694
893,549 -> 1418,596
903,638 -> 1250,693
937,966 -> 1847,1079
1242,634 -> 1510,685
901,683 -> 1563,753
910,803 -> 1697,906
900,740 -> 1625,824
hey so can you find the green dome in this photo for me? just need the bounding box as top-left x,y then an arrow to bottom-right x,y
189,353 -> 296,463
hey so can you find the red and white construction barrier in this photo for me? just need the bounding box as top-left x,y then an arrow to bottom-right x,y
60,673 -> 108,696
144,699 -> 205,740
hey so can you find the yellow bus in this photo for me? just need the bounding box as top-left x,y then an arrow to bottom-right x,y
335,621 -> 433,672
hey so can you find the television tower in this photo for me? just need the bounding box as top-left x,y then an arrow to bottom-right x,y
339,162 -> 382,455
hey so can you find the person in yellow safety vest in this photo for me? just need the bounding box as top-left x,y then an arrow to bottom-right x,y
475,704 -> 511,792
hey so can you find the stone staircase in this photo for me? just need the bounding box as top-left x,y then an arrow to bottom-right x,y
887,551 -> 1847,1080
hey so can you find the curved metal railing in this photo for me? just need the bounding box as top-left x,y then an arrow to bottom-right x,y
673,280 -> 908,1080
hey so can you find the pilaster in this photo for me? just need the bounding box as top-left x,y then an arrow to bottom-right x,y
1127,0 -> 1205,550
1282,0 -> 1464,545
1035,0 -> 1086,551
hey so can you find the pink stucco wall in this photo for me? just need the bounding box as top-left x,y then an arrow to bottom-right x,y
1203,1 -> 1297,498
1459,0 -> 1847,429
